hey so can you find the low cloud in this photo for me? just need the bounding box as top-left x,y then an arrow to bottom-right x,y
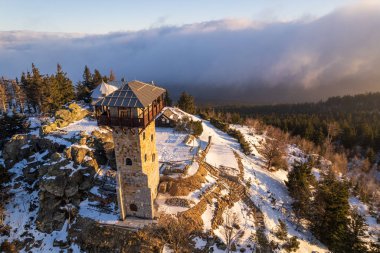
1,2 -> 380,104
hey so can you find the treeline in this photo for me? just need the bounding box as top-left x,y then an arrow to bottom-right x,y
0,64 -> 116,115
20,64 -> 75,113
214,92 -> 380,154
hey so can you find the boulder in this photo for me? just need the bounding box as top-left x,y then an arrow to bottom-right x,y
55,119 -> 69,128
83,158 -> 99,173
64,181 -> 79,197
64,147 -> 72,160
40,175 -> 67,197
2,134 -> 30,166
55,109 -> 73,122
79,175 -> 93,191
32,136 -> 62,152
23,166 -> 39,183
50,152 -> 62,162
36,192 -> 65,233
92,129 -> 113,143
70,146 -> 89,164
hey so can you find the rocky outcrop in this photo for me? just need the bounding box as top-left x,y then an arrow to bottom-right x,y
36,158 -> 96,233
42,103 -> 89,134
2,135 -> 29,165
88,129 -> 115,168
2,135 -> 63,168
68,217 -> 163,253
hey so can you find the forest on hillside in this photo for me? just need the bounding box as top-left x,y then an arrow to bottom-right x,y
214,93 -> 380,155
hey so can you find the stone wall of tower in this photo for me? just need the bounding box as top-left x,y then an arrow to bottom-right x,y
112,120 -> 159,219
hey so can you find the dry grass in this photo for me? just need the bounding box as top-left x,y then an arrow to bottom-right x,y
233,151 -> 244,180
179,185 -> 221,231
166,164 -> 208,196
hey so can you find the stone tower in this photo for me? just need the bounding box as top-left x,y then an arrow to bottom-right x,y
95,80 -> 166,220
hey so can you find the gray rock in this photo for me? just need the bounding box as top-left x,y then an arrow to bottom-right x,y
64,182 -> 79,197
50,152 -> 62,161
40,175 -> 67,197
70,146 -> 88,164
3,134 -> 30,167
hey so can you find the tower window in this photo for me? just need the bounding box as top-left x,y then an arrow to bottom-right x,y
152,153 -> 156,162
126,158 -> 132,166
142,132 -> 146,140
144,154 -> 147,162
151,134 -> 154,141
130,204 -> 138,212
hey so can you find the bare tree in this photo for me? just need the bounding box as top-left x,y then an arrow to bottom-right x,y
327,121 -> 340,144
11,80 -> 26,114
153,214 -> 196,253
220,210 -> 244,253
260,128 -> 287,171
0,81 -> 7,114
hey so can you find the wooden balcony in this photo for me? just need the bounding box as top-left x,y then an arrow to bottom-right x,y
97,116 -> 145,128
96,99 -> 165,129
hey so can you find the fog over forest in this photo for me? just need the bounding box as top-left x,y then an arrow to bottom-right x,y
1,2 -> 380,104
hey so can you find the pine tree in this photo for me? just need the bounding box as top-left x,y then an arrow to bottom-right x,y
0,114 -> 28,140
310,171 -> 350,253
285,162 -> 314,219
109,70 -> 116,82
274,219 -> 288,240
164,90 -> 172,106
83,65 -> 93,88
23,63 -> 44,112
92,69 -> 103,87
77,65 -> 93,103
41,75 -> 61,113
55,64 -> 75,105
346,208 -> 369,253
177,92 -> 195,114
282,236 -> 300,253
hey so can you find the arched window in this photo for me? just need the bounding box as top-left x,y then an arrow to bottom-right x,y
152,153 -> 156,162
142,132 -> 146,140
144,154 -> 147,162
126,158 -> 132,166
151,134 -> 154,141
130,204 -> 138,212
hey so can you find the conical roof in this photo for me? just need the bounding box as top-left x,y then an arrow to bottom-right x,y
91,80 -> 118,99
94,80 -> 166,108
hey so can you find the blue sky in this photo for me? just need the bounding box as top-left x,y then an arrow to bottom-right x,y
0,0 -> 358,33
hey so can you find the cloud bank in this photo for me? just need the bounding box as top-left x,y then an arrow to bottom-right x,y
1,2 -> 380,104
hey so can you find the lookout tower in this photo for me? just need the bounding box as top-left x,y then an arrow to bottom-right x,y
95,80 -> 166,220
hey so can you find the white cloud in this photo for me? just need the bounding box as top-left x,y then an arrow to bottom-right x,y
1,2 -> 380,103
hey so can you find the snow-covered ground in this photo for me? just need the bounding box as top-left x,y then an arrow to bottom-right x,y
0,115 -> 104,252
349,197 -> 380,243
202,121 -> 239,169
156,127 -> 197,163
1,155 -> 82,252
2,107 -> 378,253
60,118 -> 100,138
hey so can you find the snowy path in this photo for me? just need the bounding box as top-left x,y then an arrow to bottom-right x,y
200,121 -> 239,169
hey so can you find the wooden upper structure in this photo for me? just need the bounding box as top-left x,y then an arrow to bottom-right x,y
95,80 -> 166,128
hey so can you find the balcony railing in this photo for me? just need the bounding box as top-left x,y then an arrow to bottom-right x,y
96,99 -> 165,128
97,116 -> 146,128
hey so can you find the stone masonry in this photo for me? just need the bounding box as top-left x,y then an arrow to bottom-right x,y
112,120 -> 159,219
